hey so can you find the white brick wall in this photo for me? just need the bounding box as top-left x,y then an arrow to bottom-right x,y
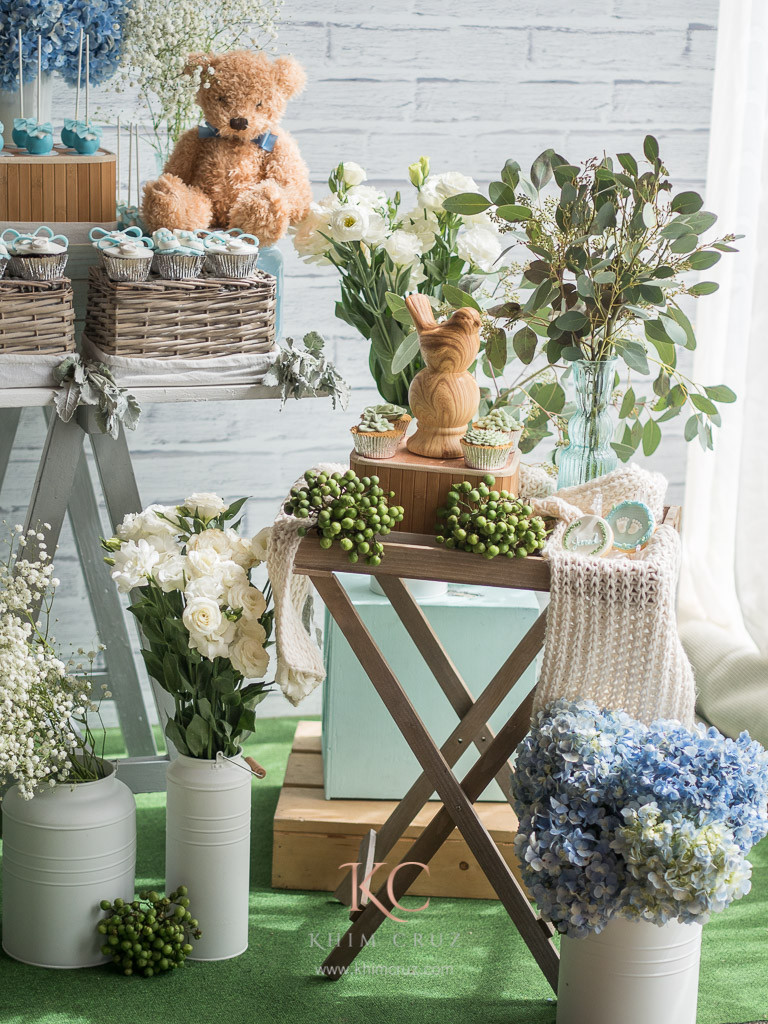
5,0 -> 719,718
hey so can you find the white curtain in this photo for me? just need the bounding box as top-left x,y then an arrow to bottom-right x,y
679,0 -> 768,741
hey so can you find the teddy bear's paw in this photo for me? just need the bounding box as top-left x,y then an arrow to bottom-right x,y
142,176 -> 213,233
229,185 -> 290,247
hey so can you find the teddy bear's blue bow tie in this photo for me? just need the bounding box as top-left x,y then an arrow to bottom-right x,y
198,121 -> 278,152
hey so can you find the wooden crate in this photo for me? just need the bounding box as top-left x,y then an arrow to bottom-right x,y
84,266 -> 277,359
272,721 -> 526,900
350,441 -> 520,535
0,147 -> 116,223
0,277 -> 75,354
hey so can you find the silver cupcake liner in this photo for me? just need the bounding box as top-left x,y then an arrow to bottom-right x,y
351,427 -> 401,460
101,252 -> 153,283
152,252 -> 205,280
205,251 -> 260,278
0,257 -> 8,279
460,439 -> 513,470
8,252 -> 69,281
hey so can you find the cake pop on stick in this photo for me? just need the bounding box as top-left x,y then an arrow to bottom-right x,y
12,28 -> 27,147
61,29 -> 83,147
25,36 -> 53,154
73,34 -> 102,155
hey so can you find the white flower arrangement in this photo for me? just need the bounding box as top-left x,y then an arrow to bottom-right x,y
290,156 -> 505,406
0,527 -> 108,799
103,495 -> 273,758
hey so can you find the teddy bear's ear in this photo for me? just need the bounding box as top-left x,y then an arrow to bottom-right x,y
183,52 -> 214,79
273,56 -> 307,99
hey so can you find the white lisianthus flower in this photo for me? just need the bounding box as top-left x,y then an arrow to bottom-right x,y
408,264 -> 428,289
116,504 -> 180,542
341,161 -> 367,186
402,207 -> 439,251
223,528 -> 256,569
154,551 -> 187,593
362,212 -> 388,247
182,596 -> 223,637
456,225 -> 503,271
250,527 -> 272,565
110,539 -> 160,593
329,204 -> 370,243
346,184 -> 388,211
182,492 -> 227,520
384,229 -> 423,266
186,547 -> 228,581
189,621 -> 237,661
186,529 -> 233,558
230,621 -> 269,679
418,171 -> 479,211
291,202 -> 333,259
185,575 -> 224,602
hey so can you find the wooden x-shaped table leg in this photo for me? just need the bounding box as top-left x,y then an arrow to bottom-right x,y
310,572 -> 559,991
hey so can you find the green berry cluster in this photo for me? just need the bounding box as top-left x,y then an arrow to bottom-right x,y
284,469 -> 405,566
435,474 -> 547,559
97,887 -> 201,977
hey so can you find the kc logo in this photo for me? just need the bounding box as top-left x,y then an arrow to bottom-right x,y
340,862 -> 431,923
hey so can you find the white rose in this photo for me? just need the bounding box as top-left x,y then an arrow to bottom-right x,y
110,539 -> 160,593
291,202 -> 332,258
117,504 -> 180,542
329,204 -> 370,243
182,492 -> 227,519
230,621 -> 269,679
182,596 -> 223,637
346,184 -> 387,211
225,571 -> 267,618
456,225 -> 503,271
384,229 -> 423,267
418,171 -> 478,211
341,161 -> 367,186
249,527 -> 272,565
190,624 -> 237,661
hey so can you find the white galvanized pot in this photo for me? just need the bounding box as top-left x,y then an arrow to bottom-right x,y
165,752 -> 252,961
1,760 -> 136,968
557,917 -> 702,1024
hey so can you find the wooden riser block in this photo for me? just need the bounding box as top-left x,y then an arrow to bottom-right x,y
350,441 -> 520,536
0,148 -> 116,223
272,722 -> 527,901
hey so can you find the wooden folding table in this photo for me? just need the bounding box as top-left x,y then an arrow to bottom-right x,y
294,507 -> 681,991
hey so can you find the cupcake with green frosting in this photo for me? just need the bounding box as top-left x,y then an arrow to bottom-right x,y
351,409 -> 402,459
361,403 -> 411,436
460,425 -> 514,470
473,408 -> 523,448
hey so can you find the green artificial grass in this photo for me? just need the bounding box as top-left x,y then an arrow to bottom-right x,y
1,718 -> 767,1024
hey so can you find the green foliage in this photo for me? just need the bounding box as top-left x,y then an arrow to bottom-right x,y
283,468 -> 405,568
435,474 -> 548,559
442,138 -> 742,460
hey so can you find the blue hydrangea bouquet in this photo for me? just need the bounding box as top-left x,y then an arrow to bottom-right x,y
511,699 -> 768,938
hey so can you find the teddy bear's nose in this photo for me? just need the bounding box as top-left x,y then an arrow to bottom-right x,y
229,117 -> 248,131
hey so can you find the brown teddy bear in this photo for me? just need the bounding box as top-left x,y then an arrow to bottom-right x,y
142,50 -> 312,248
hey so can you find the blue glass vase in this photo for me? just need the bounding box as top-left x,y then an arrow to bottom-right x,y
257,244 -> 284,340
557,358 -> 618,489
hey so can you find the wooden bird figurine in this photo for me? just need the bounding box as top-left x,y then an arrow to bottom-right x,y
405,294 -> 481,459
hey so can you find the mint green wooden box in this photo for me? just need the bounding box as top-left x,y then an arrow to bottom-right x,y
321,575 -> 540,801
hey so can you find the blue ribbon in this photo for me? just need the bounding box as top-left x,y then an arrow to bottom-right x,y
198,121 -> 277,152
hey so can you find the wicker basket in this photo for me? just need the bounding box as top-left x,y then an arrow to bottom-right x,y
0,277 -> 76,355
83,266 -> 276,359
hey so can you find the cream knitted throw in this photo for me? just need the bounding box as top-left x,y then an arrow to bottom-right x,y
522,464 -> 696,727
266,464 -> 345,707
